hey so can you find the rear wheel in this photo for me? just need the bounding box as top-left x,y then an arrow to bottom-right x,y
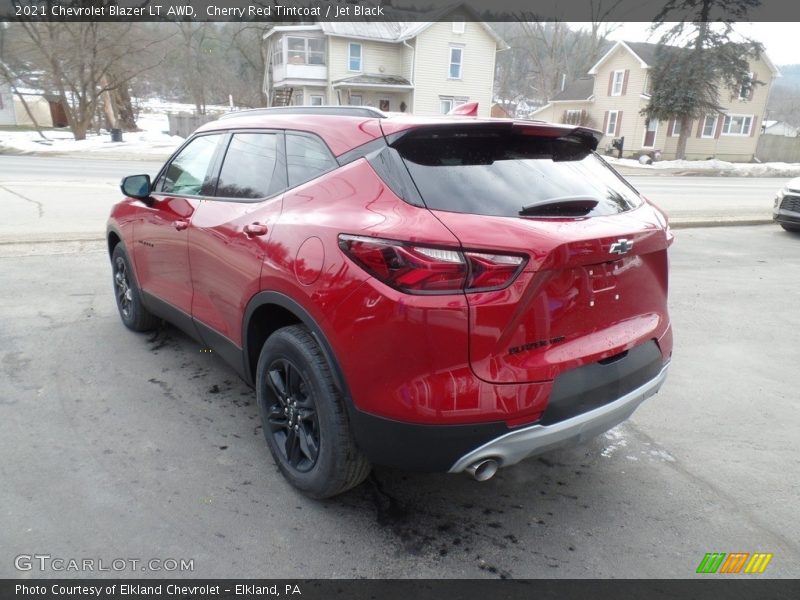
111,244 -> 158,332
780,224 -> 800,233
256,325 -> 371,498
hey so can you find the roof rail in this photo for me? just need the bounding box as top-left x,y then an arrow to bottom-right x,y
218,106 -> 387,120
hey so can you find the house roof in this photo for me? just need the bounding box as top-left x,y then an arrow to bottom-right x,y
589,40 -> 779,76
551,76 -> 594,102
332,74 -> 413,88
263,3 -> 507,50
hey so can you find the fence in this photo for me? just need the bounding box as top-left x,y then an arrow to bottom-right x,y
755,134 -> 800,163
167,112 -> 219,138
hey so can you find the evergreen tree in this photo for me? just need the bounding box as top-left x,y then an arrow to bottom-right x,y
643,0 -> 763,159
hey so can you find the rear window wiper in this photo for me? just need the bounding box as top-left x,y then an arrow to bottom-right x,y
519,196 -> 599,217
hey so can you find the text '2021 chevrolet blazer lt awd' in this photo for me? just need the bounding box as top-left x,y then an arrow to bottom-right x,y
108,106 -> 673,498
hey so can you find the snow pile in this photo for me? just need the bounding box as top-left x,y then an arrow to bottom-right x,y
605,156 -> 800,177
0,111 -> 184,157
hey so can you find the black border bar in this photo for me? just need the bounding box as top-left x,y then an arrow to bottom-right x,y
2,579 -> 800,600
4,0 -> 800,22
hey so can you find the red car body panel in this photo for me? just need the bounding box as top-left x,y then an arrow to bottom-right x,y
188,198 -> 281,346
133,196 -> 198,315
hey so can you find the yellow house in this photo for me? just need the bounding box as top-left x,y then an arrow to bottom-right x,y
532,41 -> 779,161
262,5 -> 507,118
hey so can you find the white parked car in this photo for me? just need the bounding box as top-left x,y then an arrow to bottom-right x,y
774,178 -> 800,232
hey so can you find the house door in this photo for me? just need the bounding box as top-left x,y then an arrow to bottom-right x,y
643,117 -> 658,148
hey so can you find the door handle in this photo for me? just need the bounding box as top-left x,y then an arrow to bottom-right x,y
244,223 -> 268,237
173,220 -> 189,231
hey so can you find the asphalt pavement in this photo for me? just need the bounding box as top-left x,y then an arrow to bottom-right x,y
1,154 -> 798,578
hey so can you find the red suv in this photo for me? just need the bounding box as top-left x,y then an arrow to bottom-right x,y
108,106 -> 673,498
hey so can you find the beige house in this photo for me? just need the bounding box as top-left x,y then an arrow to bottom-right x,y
533,41 -> 779,161
262,6 -> 507,118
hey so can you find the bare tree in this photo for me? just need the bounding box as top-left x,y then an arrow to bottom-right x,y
10,5 -> 162,140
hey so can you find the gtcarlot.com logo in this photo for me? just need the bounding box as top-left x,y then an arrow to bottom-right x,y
696,552 -> 773,574
14,554 -> 194,573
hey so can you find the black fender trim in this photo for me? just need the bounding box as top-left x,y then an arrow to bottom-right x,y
242,292 -> 349,397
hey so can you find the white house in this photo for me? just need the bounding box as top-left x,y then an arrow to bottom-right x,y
262,4 -> 507,118
532,40 -> 779,161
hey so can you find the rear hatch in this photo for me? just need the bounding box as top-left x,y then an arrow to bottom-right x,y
387,121 -> 672,384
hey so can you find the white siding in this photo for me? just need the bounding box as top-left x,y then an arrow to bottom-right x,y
327,37 -> 405,82
412,20 -> 497,117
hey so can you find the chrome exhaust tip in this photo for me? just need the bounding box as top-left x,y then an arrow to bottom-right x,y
465,458 -> 499,482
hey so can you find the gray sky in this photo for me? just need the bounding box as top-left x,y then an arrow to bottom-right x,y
580,22 -> 800,67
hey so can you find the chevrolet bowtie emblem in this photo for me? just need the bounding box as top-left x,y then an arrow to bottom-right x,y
610,239 -> 634,255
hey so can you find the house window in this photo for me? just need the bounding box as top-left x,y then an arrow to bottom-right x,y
348,43 -> 362,72
606,110 -> 619,135
722,114 -> 753,136
565,110 -> 583,125
286,37 -> 326,66
449,46 -> 463,79
309,95 -> 324,106
452,19 -> 465,34
379,99 -> 390,111
672,119 -> 682,136
271,40 -> 283,66
611,70 -> 625,96
701,115 -> 717,138
349,94 -> 363,106
643,72 -> 651,96
440,96 -> 468,114
292,92 -> 304,106
739,72 -> 754,100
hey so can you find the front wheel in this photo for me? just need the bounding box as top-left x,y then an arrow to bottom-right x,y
111,244 -> 158,332
256,325 -> 371,498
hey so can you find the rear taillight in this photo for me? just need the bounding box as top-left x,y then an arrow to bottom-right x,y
339,234 -> 526,294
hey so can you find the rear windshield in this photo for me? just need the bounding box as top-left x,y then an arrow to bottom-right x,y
393,129 -> 643,218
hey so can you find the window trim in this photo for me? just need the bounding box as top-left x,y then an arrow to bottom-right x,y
671,119 -> 682,136
309,95 -> 325,106
286,36 -> 326,66
606,110 -> 620,136
721,113 -> 754,136
611,70 -> 625,96
153,132 -> 227,199
739,72 -> 754,100
439,96 -> 468,115
701,115 -> 717,138
211,130 -> 288,202
284,130 -> 339,189
348,42 -> 362,72
448,46 -> 464,80
641,117 -> 659,149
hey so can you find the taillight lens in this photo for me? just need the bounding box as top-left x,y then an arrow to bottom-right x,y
339,234 -> 526,294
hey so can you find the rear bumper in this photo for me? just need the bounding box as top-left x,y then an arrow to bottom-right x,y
448,362 -> 669,473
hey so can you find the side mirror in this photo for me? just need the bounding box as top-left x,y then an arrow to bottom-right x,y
120,174 -> 152,200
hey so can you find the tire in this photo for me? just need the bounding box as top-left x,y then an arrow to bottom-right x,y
111,244 -> 159,332
780,224 -> 800,233
256,325 -> 371,498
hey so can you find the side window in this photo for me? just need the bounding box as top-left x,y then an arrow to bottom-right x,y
286,134 -> 337,187
160,134 -> 221,196
216,133 -> 279,199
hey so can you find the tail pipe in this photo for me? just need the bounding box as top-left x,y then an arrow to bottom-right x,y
465,458 -> 499,482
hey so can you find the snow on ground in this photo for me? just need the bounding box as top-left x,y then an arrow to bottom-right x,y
0,111 -> 184,157
605,156 -> 800,177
